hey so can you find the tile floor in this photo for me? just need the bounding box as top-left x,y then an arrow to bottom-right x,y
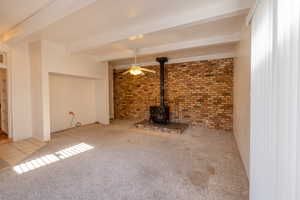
0,138 -> 46,171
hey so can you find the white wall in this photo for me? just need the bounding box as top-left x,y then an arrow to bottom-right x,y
250,0 -> 300,199
29,41 -> 44,140
39,40 -> 109,140
10,43 -> 33,141
95,63 -> 110,125
49,74 -> 97,132
0,40 -> 110,142
42,41 -> 105,79
233,25 -> 251,177
109,65 -> 114,119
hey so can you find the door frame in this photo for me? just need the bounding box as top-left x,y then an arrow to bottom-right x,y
0,51 -> 12,140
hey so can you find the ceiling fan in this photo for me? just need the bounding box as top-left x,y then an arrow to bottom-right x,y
122,50 -> 156,76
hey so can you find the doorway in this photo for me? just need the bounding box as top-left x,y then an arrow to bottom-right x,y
0,68 -> 9,144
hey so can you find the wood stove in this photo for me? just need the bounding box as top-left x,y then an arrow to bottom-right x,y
150,106 -> 169,124
150,57 -> 169,124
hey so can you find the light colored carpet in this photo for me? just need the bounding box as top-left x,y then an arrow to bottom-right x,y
0,121 -> 248,200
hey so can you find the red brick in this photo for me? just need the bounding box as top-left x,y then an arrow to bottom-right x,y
114,58 -> 233,131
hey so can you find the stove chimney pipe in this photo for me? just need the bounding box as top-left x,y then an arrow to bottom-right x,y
156,57 -> 168,107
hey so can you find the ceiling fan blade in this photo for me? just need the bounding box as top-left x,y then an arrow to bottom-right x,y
122,70 -> 130,75
140,68 -> 156,73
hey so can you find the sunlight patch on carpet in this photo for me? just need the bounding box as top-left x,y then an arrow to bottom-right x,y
13,143 -> 94,174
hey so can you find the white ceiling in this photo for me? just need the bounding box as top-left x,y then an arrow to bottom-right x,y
32,0 -> 221,45
0,0 -> 255,62
110,43 -> 237,68
0,0 -> 53,34
83,14 -> 246,59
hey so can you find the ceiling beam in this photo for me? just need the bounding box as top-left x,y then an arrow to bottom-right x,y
96,33 -> 241,62
113,52 -> 236,70
0,0 -> 97,44
69,0 -> 250,53
246,0 -> 260,25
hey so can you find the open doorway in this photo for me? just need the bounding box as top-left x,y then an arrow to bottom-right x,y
0,54 -> 9,144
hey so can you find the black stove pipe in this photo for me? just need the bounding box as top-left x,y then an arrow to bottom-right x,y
156,57 -> 168,107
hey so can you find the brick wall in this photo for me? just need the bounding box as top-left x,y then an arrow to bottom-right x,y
114,58 -> 233,131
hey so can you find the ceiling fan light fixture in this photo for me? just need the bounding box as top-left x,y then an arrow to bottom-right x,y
129,36 -> 137,40
129,34 -> 144,41
129,66 -> 143,75
122,49 -> 155,76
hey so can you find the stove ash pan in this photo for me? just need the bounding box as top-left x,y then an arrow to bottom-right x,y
150,106 -> 170,124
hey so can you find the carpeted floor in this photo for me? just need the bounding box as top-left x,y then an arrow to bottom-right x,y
0,120 -> 248,200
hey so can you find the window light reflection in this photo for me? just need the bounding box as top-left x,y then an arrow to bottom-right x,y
13,143 -> 94,174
